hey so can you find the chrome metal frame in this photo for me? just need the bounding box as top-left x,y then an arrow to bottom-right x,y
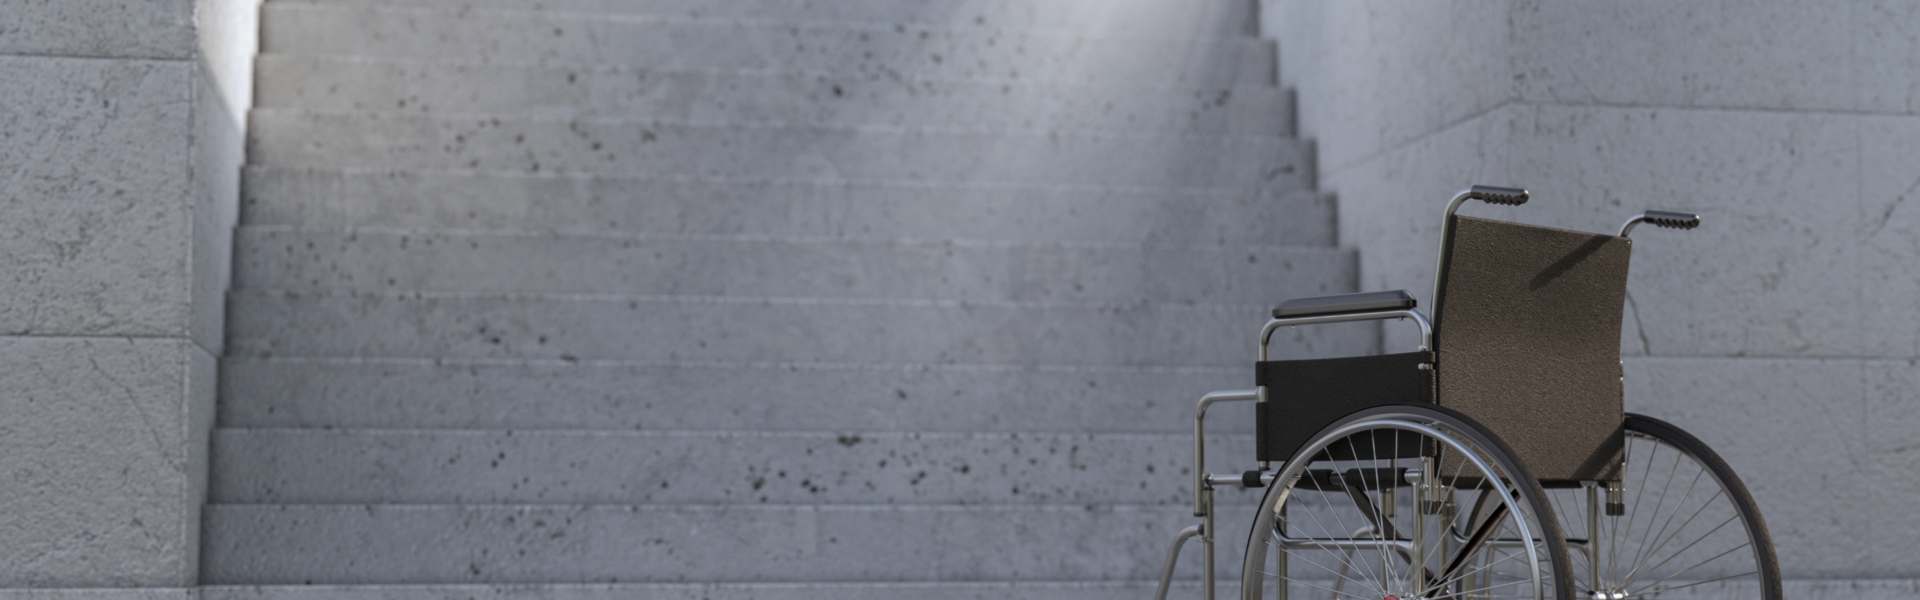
1432,188 -> 1482,315
1241,416 -> 1549,600
1157,186 -> 1583,600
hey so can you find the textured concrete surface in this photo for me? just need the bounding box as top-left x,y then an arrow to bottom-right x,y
248,110 -> 1312,188
233,227 -> 1353,302
224,289 -> 1372,364
200,504 -> 1256,584
269,0 -> 1258,38
1625,357 -> 1920,580
217,358 -> 1256,432
210,0 -> 1347,589
0,0 -> 194,59
0,56 -> 194,337
254,55 -> 1293,135
261,3 -> 1274,86
0,0 -> 250,590
240,168 -> 1337,246
0,337 -> 213,587
208,429 -> 1259,505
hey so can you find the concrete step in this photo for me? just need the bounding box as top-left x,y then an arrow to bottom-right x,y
240,168 -> 1337,246
246,110 -> 1314,189
206,582 -> 1230,600
254,55 -> 1293,136
260,3 -> 1274,87
203,582 -> 1223,600
223,290 -> 1378,365
263,0 -> 1258,40
209,429 -> 1263,506
216,358 -> 1257,432
232,227 -> 1356,303
199,503 -> 1262,584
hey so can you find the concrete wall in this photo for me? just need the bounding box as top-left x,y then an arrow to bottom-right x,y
1264,0 -> 1920,581
0,0 -> 253,590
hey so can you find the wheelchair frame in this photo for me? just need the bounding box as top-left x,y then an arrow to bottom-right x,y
1155,187 -> 1780,600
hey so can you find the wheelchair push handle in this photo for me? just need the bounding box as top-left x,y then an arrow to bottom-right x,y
1466,185 -> 1529,206
1619,210 -> 1702,237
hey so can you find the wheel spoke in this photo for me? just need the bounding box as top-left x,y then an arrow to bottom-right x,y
1627,542 -> 1753,597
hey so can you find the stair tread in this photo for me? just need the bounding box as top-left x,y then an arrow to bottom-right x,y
258,0 -> 1258,39
246,110 -> 1311,187
239,167 -> 1335,245
200,503 -> 1257,584
253,54 -> 1292,135
232,226 -> 1354,302
260,3 -> 1274,86
217,356 -> 1255,432
224,288 -> 1375,365
208,428 -> 1258,505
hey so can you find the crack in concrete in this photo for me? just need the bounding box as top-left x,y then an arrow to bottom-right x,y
1624,289 -> 1651,355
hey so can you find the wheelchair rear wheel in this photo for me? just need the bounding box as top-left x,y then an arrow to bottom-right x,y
1547,414 -> 1782,600
1242,405 -> 1574,600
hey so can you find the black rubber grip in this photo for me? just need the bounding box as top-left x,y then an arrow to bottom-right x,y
1468,185 -> 1529,206
1643,210 -> 1700,230
1241,470 -> 1266,488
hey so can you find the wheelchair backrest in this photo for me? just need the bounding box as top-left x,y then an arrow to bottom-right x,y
1432,215 -> 1631,483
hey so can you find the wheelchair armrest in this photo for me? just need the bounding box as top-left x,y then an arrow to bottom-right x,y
1273,290 -> 1416,319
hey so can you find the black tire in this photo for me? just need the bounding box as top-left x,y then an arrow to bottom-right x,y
1241,404 -> 1576,600
1544,413 -> 1782,599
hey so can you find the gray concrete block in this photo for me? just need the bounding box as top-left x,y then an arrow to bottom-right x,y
0,56 -> 198,338
0,0 -> 194,59
222,289 -> 1377,365
232,227 -> 1355,303
1623,356 -> 1920,580
246,110 -> 1312,189
209,429 -> 1263,506
216,357 -> 1256,433
0,336 -> 213,587
263,0 -> 1257,39
253,55 -> 1293,136
1513,1 -> 1920,115
199,504 -> 1253,584
260,3 -> 1274,86
240,168 -> 1336,246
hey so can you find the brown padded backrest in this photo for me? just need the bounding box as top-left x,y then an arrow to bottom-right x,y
1433,216 -> 1631,483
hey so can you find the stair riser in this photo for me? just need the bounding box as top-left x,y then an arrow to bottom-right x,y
264,0 -> 1258,39
201,504 -> 1251,584
241,168 -> 1336,246
234,227 -> 1356,303
210,429 -> 1267,505
218,358 -> 1255,432
247,111 -> 1313,189
255,56 -> 1293,136
224,290 -> 1378,365
203,582 -> 1225,600
261,4 -> 1274,86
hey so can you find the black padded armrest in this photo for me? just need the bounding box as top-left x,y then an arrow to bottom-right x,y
1273,290 -> 1416,319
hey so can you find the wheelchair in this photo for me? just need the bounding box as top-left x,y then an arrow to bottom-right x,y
1155,187 -> 1782,600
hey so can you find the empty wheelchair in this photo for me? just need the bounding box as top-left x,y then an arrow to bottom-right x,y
1158,187 -> 1781,600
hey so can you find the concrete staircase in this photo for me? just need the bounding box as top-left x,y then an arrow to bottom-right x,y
204,0 -> 1371,596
